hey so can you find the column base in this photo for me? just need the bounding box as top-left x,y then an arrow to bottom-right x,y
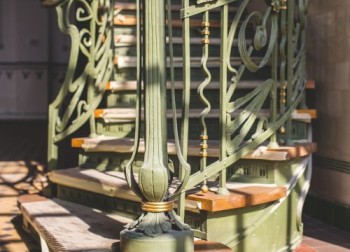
120,229 -> 194,252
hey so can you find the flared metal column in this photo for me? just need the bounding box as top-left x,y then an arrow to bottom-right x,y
120,1 -> 193,251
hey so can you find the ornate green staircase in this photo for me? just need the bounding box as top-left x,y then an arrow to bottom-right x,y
21,0 -> 316,251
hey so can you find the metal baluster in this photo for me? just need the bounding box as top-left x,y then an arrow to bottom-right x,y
286,0 -> 294,145
278,0 -> 287,141
218,4 -> 229,195
178,0 -> 191,220
198,11 -> 212,193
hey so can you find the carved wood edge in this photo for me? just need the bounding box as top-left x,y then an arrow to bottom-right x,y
187,186 -> 287,212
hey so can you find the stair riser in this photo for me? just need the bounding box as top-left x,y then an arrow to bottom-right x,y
96,118 -> 262,141
54,157 -> 307,251
114,63 -> 271,82
95,118 -> 309,142
78,150 -> 214,174
104,89 -> 268,109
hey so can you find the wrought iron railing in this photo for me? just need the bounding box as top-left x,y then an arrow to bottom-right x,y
46,0 -> 115,169
44,0 -> 309,244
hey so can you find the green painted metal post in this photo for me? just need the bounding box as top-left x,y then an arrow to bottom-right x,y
218,4 -> 229,195
120,1 -> 193,251
178,0 -> 191,220
286,0 -> 294,145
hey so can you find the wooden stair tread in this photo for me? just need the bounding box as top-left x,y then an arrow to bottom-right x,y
194,240 -> 232,252
19,196 -> 131,252
105,80 -> 315,92
114,15 -> 222,27
94,108 -> 317,122
19,195 -> 232,251
187,186 -> 287,212
48,168 -> 287,213
106,80 -> 265,91
71,136 -> 317,160
49,167 -> 139,202
114,55 -> 247,68
114,2 -> 237,13
115,35 -> 235,46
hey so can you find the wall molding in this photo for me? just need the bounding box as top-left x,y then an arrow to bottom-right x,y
314,155 -> 350,174
0,0 -> 3,50
304,192 -> 350,232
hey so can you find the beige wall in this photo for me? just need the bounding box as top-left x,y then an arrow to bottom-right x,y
307,0 -> 350,162
307,1 -> 350,204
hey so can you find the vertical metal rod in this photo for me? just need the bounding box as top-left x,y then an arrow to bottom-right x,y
88,1 -> 98,137
286,0 -> 294,145
218,4 -> 229,195
179,0 -> 191,219
269,26 -> 279,148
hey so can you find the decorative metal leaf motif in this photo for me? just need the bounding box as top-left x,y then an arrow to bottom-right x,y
49,0 -> 114,144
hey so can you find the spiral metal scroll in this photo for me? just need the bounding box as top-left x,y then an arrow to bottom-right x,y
48,0 -> 114,169
184,0 -> 309,189
225,0 -> 278,154
289,0 -> 308,104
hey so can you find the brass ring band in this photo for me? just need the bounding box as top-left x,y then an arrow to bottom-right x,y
141,201 -> 175,213
200,151 -> 208,157
200,143 -> 208,149
202,21 -> 210,27
202,38 -> 210,44
201,29 -> 210,36
200,135 -> 209,140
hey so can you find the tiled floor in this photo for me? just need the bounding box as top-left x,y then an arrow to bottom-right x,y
0,121 -> 350,251
298,215 -> 350,252
1,161 -> 350,251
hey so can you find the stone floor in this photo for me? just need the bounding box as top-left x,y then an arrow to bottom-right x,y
297,215 -> 350,252
0,161 -> 44,252
1,160 -> 349,252
0,121 -> 349,251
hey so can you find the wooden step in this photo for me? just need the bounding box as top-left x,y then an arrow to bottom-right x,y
187,186 -> 287,212
71,136 -> 317,160
115,35 -> 234,47
114,56 -> 247,69
18,195 -> 232,252
94,108 -> 317,123
18,195 -> 132,252
114,2 -> 237,13
106,80 -> 316,92
114,15 -> 222,27
48,167 -> 287,213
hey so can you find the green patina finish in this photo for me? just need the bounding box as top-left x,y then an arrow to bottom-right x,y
44,0 -> 311,251
47,0 -> 114,170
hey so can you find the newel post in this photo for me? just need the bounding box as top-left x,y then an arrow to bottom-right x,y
120,0 -> 193,251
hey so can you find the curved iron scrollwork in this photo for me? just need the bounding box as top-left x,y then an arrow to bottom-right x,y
225,0 -> 278,154
48,0 -> 114,169
182,0 -> 309,190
